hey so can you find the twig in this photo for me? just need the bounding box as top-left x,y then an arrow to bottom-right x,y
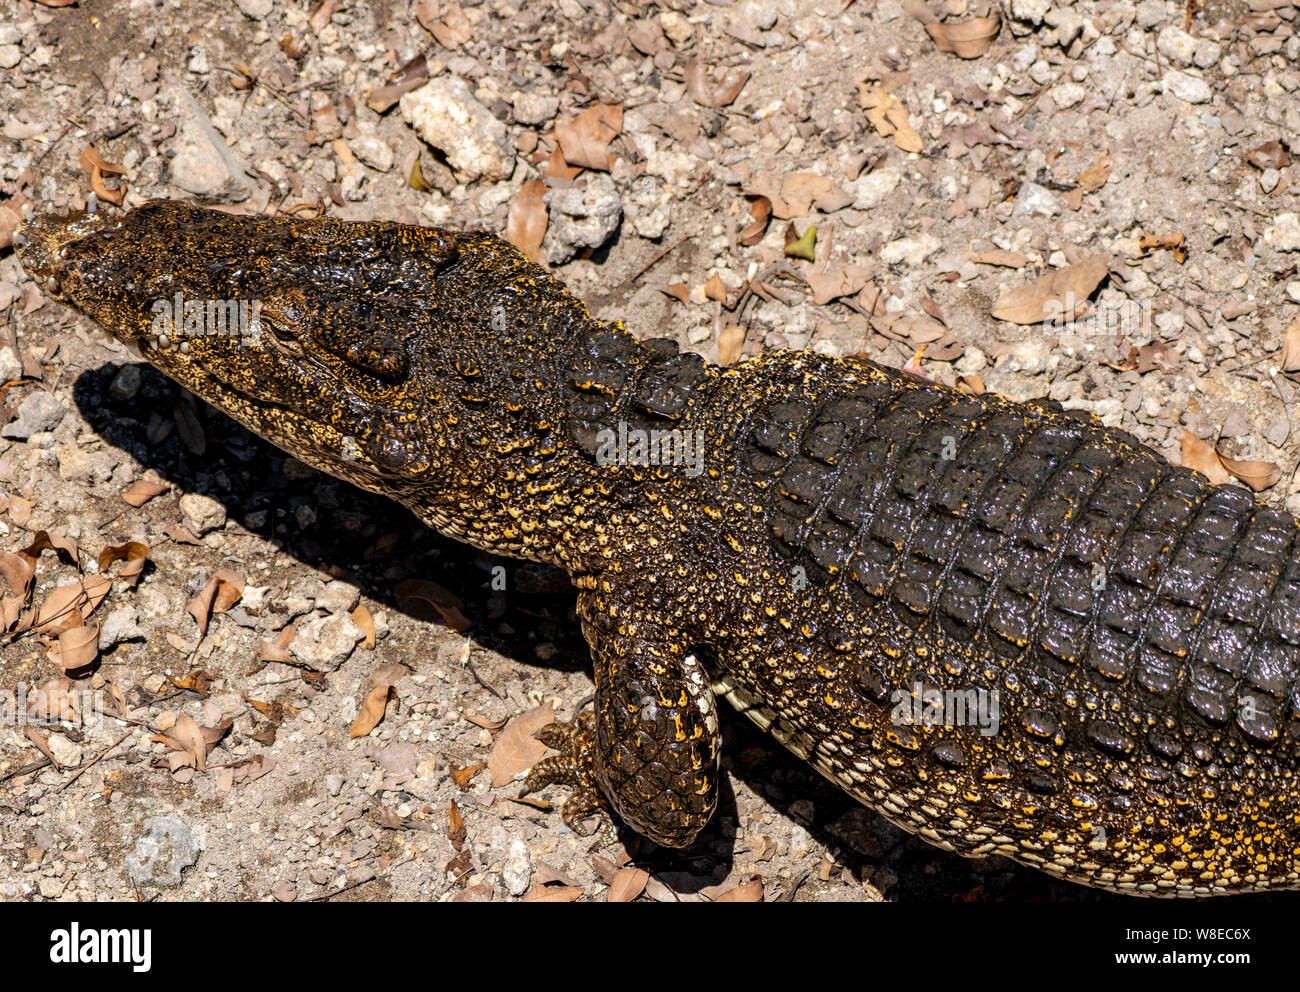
0,756 -> 50,784
624,235 -> 693,287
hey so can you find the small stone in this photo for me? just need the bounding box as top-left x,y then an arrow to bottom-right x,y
233,0 -> 273,17
1010,0 -> 1050,25
1135,0 -> 1169,28
169,87 -> 252,202
179,492 -> 227,535
290,611 -> 365,671
1156,26 -> 1197,67
47,734 -> 83,767
502,839 -> 532,896
1266,213 -> 1300,252
1286,281 -> 1300,303
1260,169 -> 1282,194
879,232 -> 941,266
325,773 -> 345,796
545,173 -> 623,265
38,877 -> 65,899
100,606 -> 145,648
0,45 -> 21,70
108,364 -> 142,400
316,580 -> 360,614
400,76 -> 514,182
1,390 -> 66,440
1044,8 -> 1084,47
126,815 -> 199,887
1012,181 -> 1061,217
511,91 -> 560,126
1051,81 -> 1086,109
0,346 -> 23,385
1163,70 -> 1212,105
350,135 -> 394,173
658,10 -> 693,45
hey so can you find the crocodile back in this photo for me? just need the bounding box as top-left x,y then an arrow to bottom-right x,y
708,351 -> 1300,894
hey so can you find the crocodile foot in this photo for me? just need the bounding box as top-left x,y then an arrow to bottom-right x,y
519,711 -> 614,839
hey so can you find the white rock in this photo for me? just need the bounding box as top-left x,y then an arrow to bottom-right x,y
879,232 -> 941,266
179,492 -> 226,535
511,91 -> 559,126
1013,181 -> 1061,217
0,346 -> 21,385
1010,0 -> 1050,25
1266,213 -> 1300,252
1163,70 -> 1212,105
0,45 -> 21,70
1051,81 -> 1086,109
1156,26 -> 1197,66
502,839 -> 532,896
545,173 -> 623,265
658,10 -> 692,45
400,76 -> 514,182
234,0 -> 273,16
350,135 -> 394,173
1287,281 -> 1300,303
846,166 -> 901,209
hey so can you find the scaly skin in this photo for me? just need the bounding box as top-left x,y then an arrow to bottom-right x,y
16,200 -> 1300,896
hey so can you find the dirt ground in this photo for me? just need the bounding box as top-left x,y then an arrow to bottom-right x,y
0,0 -> 1297,903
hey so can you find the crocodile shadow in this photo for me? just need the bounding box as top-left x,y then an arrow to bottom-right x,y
72,364 -> 1280,903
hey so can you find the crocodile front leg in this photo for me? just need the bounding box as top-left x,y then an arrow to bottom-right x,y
523,589 -> 721,847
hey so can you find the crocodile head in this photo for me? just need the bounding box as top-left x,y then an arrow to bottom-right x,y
16,198 -> 474,496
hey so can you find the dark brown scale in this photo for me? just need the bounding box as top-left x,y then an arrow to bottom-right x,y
23,199 -> 1300,898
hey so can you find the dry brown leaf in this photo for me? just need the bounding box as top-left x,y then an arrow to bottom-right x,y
464,711 -> 507,731
448,799 -> 467,850
1139,233 -> 1188,264
260,624 -> 297,663
718,324 -> 746,366
662,282 -> 689,304
1247,140 -> 1291,171
703,273 -> 728,303
97,541 -> 149,586
971,249 -> 1028,268
713,876 -> 764,902
352,604 -> 376,650
858,85 -> 923,153
990,255 -> 1110,325
395,579 -> 471,632
521,884 -> 584,902
739,195 -> 772,245
556,102 -> 623,172
36,584 -> 87,634
23,530 -> 79,566
1075,154 -> 1113,192
684,59 -> 750,108
1219,453 -> 1282,492
1282,318 -> 1300,373
367,55 -> 429,113
956,374 -> 985,395
26,677 -> 78,723
608,867 -> 650,902
1180,432 -> 1232,485
351,684 -> 393,738
122,479 -> 168,506
54,625 -> 99,673
628,18 -> 667,55
416,0 -> 472,48
488,702 -> 554,787
188,569 -> 244,637
923,13 -> 1001,58
449,761 -> 486,787
744,173 -> 851,220
805,265 -> 873,305
153,713 -> 231,772
505,178 -> 548,264
0,550 -> 34,600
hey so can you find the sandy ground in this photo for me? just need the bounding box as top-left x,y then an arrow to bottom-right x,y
0,0 -> 1298,902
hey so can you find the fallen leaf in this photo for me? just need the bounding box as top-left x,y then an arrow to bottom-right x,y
449,761 -> 486,787
684,59 -> 750,107
712,876 -> 764,902
367,55 -> 429,113
785,224 -> 817,261
718,324 -> 746,366
488,703 -> 554,787
417,0 -> 472,48
608,867 -> 650,902
36,583 -> 87,634
1247,140 -> 1291,171
395,579 -> 471,632
521,883 -> 584,902
1075,153 -> 1113,192
122,480 -> 168,506
990,255 -> 1110,325
1180,432 -> 1232,485
352,604 -> 376,650
53,625 -> 99,674
259,624 -> 297,663
703,272 -> 728,303
805,264 -> 873,305
22,530 -> 79,566
350,664 -> 404,737
922,13 -> 1001,58
556,102 -> 623,172
97,541 -> 149,587
745,173 -> 851,220
662,282 -> 689,304
739,194 -> 772,245
1218,453 -> 1282,492
505,178 -> 548,264
188,569 -> 244,637
858,84 -> 923,153
956,374 -> 985,394
448,800 -> 467,850
1139,233 -> 1188,264
1282,318 -> 1300,373
153,712 -> 232,772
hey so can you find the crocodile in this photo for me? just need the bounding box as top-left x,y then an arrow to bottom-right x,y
14,199 -> 1300,897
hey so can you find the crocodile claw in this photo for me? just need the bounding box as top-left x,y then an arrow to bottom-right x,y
519,712 -> 615,841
